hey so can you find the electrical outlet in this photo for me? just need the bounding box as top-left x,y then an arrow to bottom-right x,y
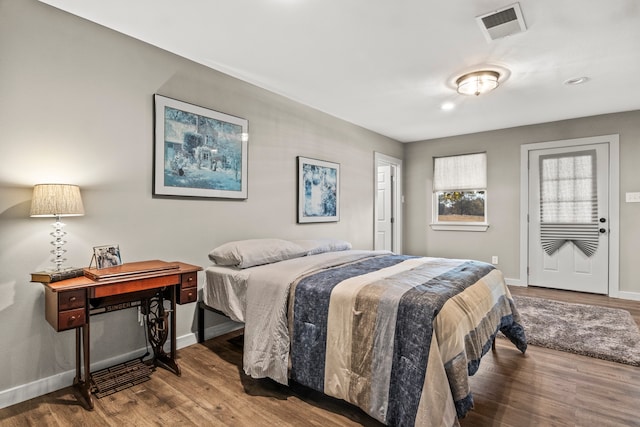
491,256 -> 499,264
626,192 -> 640,203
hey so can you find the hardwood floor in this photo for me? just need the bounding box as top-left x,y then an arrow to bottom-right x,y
1,286 -> 638,426
462,286 -> 640,427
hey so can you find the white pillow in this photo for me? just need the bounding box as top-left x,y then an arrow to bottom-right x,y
209,239 -> 306,269
292,239 -> 352,255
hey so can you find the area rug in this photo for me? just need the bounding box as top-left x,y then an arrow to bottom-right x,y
509,295 -> 640,366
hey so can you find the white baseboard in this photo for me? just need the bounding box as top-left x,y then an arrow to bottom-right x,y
0,347 -> 147,410
505,278 -> 640,302
616,290 -> 640,301
176,320 -> 244,349
505,277 -> 525,287
0,320 -> 243,410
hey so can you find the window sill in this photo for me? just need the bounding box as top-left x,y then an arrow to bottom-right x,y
430,223 -> 490,232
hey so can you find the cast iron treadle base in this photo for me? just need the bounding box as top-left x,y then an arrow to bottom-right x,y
90,358 -> 153,398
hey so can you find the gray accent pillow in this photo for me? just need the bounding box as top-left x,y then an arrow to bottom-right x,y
209,239 -> 307,269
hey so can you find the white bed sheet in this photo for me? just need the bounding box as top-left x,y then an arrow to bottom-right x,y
203,265 -> 251,323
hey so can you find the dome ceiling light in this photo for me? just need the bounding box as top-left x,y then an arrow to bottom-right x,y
456,70 -> 501,96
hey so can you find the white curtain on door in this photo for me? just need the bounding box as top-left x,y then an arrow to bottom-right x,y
539,149 -> 599,257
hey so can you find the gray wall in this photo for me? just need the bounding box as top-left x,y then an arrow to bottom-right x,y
403,110 -> 640,293
2,0 -> 638,409
0,0 -> 402,403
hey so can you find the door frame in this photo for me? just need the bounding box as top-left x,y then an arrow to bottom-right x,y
519,135 -> 620,297
374,152 -> 403,253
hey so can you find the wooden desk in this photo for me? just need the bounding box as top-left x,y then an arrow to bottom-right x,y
37,260 -> 202,410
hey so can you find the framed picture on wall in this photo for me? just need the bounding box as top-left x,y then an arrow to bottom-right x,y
153,94 -> 249,199
297,156 -> 340,223
92,245 -> 122,269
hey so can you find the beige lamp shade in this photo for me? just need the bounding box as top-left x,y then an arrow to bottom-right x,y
30,184 -> 85,217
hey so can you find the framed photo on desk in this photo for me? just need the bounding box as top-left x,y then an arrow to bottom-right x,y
93,245 -> 122,269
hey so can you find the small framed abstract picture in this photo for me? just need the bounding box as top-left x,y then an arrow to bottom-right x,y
154,94 -> 248,199
93,245 -> 122,269
297,156 -> 340,223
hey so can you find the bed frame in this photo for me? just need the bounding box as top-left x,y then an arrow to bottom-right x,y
197,300 -> 233,344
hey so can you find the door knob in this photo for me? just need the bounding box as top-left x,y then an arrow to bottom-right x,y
599,218 -> 606,223
599,228 -> 606,233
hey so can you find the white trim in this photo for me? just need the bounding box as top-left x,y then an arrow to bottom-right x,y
519,135 -> 620,298
505,277 -> 526,287
0,370 -> 76,411
0,320 -> 242,410
374,152 -> 403,253
616,291 -> 640,302
179,319 -> 243,347
430,223 -> 489,232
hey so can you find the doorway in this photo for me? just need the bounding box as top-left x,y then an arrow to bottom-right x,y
374,153 -> 403,253
519,135 -> 619,296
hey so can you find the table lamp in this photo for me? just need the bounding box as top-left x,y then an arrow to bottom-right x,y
30,184 -> 85,271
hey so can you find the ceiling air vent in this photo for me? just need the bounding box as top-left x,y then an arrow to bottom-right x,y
476,3 -> 527,42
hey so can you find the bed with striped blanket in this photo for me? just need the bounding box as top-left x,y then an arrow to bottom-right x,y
203,247 -> 527,426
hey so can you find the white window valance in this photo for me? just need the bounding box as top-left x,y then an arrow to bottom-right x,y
433,152 -> 486,191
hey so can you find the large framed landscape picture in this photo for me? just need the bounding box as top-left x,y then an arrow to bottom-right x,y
297,156 -> 340,223
154,95 -> 248,199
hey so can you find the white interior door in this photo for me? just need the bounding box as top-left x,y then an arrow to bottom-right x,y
375,164 -> 393,251
528,143 -> 609,294
374,153 -> 402,253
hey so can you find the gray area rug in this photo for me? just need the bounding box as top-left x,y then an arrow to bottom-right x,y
509,295 -> 640,366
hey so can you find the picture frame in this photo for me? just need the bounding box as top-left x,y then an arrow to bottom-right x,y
297,156 -> 340,223
92,245 -> 122,269
154,94 -> 248,199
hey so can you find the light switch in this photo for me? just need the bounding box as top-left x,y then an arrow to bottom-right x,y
625,192 -> 640,203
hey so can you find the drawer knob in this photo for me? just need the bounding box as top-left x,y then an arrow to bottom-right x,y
69,296 -> 77,303
188,276 -> 193,282
69,315 -> 77,321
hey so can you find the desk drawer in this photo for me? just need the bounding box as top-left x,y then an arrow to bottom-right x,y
58,308 -> 86,330
181,272 -> 197,288
45,287 -> 87,331
178,287 -> 197,304
59,289 -> 85,310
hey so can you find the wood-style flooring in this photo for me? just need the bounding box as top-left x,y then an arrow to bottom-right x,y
1,286 -> 639,426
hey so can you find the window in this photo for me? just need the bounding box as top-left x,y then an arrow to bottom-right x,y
539,150 -> 596,224
431,152 -> 489,231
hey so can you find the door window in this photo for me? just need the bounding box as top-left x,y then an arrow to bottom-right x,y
539,149 -> 599,257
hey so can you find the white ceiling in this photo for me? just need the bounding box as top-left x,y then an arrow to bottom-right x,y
39,0 -> 640,142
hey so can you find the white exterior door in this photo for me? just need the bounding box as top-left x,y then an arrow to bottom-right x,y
528,143 -> 609,294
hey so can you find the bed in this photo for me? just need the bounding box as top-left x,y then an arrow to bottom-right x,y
199,238 -> 527,427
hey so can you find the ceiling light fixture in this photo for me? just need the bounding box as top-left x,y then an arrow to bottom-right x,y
456,70 -> 500,96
